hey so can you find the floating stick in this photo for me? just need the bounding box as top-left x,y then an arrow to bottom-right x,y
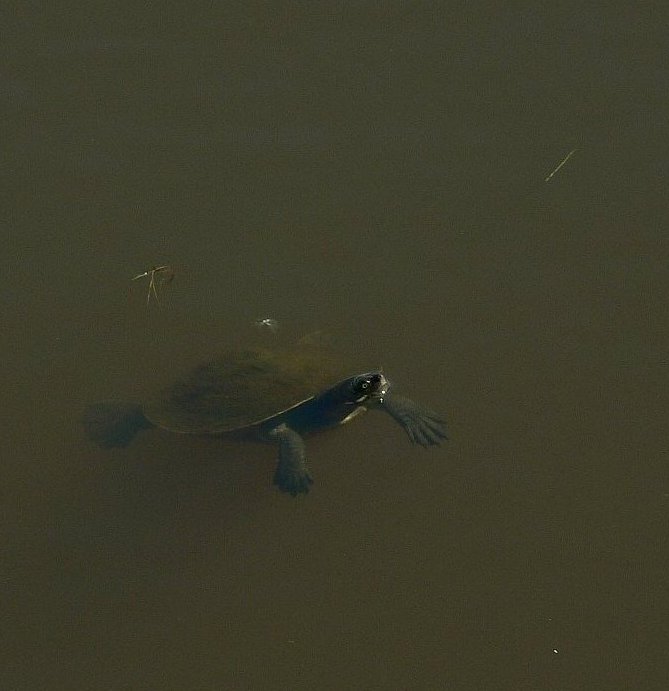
132,265 -> 174,306
545,148 -> 577,182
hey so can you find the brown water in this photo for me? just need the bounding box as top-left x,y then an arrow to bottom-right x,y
2,4 -> 667,690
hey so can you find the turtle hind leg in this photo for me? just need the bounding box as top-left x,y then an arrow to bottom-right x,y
83,401 -> 153,448
269,424 -> 313,496
378,394 -> 448,447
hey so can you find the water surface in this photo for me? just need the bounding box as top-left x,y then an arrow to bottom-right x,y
2,4 -> 667,689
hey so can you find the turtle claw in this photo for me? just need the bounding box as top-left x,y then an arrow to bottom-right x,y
273,466 -> 314,496
379,394 -> 448,447
269,424 -> 313,496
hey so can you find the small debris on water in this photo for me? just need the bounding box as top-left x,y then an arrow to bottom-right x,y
255,317 -> 279,333
544,148 -> 577,182
132,264 -> 174,306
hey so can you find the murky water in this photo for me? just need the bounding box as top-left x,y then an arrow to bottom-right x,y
2,5 -> 667,689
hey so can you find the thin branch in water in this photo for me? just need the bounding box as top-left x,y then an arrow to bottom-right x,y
545,148 -> 577,182
132,265 -> 174,306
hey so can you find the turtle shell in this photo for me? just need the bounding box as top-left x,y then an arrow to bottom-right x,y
143,346 -> 347,434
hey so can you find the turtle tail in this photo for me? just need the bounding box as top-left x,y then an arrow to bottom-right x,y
83,401 -> 153,448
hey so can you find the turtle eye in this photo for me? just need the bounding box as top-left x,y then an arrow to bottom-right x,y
353,378 -> 370,394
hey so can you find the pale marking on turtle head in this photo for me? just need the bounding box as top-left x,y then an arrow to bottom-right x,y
340,406 -> 367,425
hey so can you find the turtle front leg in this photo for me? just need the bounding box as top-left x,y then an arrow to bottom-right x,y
269,423 -> 314,496
376,394 -> 448,447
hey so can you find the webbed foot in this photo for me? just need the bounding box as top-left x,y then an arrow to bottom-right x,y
270,424 -> 314,496
379,394 -> 448,447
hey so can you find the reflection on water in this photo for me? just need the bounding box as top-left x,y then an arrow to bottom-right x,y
2,4 -> 667,689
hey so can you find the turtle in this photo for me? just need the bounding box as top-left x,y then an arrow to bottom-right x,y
83,344 -> 447,496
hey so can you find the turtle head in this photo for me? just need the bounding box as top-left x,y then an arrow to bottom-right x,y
350,371 -> 390,404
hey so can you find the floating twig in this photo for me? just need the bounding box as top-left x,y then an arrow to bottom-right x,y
132,265 -> 174,305
545,148 -> 577,182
